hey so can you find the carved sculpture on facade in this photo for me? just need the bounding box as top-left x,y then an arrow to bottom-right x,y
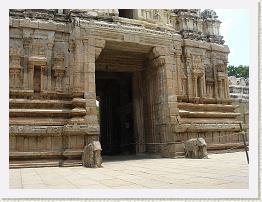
9,48 -> 22,89
53,52 -> 65,92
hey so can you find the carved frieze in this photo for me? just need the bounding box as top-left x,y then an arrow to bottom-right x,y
205,64 -> 214,81
31,39 -> 46,57
192,55 -> 204,76
53,52 -> 65,76
10,48 -> 21,70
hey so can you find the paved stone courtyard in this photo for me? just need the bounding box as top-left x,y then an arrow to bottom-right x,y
9,151 -> 248,189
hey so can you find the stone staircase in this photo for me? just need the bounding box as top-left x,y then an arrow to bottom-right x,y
9,98 -> 86,126
173,102 -> 244,155
177,102 -> 240,124
9,94 -> 95,168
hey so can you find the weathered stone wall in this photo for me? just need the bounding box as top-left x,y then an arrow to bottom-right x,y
229,76 -> 249,138
9,9 -> 244,166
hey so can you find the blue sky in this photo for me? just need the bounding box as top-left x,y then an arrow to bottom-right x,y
214,9 -> 250,66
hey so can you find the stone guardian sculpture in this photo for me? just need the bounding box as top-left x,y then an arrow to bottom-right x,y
184,137 -> 208,159
82,140 -> 103,168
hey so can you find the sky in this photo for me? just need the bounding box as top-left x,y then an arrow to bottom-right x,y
214,9 -> 250,67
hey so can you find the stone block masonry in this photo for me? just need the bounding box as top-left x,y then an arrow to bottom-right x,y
9,9 -> 244,167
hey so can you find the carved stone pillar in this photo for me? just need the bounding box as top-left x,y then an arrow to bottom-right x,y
202,75 -> 206,97
83,38 -> 105,122
218,79 -> 222,99
175,53 -> 183,95
149,46 -> 179,157
9,69 -> 15,89
22,39 -> 31,90
192,75 -> 197,97
40,66 -> 46,92
83,39 -> 96,93
212,59 -> 219,99
53,53 -> 65,92
73,39 -> 83,93
27,63 -> 34,91
54,70 -> 65,92
225,78 -> 229,98
186,57 -> 193,97
47,41 -> 54,91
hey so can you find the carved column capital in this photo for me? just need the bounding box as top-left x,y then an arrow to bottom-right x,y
151,46 -> 169,58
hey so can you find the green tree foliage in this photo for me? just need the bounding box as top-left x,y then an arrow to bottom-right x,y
227,65 -> 249,78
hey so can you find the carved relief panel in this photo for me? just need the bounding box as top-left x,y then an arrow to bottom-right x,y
31,39 -> 46,57
205,64 -> 215,98
192,55 -> 204,76
52,52 -> 65,92
216,62 -> 229,99
9,48 -> 22,89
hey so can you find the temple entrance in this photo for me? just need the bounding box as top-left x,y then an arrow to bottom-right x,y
94,41 -> 166,156
96,72 -> 134,155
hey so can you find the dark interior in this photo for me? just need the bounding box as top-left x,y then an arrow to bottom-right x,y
118,9 -> 134,19
95,71 -> 135,155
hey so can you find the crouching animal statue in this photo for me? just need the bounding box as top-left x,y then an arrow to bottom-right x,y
82,140 -> 102,168
184,138 -> 208,159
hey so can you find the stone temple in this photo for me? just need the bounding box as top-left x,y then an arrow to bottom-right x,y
9,9 -> 245,167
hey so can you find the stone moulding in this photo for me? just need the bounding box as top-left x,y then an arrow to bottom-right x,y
9,125 -> 99,136
173,123 -> 241,133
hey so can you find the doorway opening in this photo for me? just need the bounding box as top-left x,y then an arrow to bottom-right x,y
94,41 -> 165,157
118,9 -> 135,19
96,72 -> 134,155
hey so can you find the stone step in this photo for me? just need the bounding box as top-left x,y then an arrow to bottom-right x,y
179,110 -> 240,118
10,160 -> 82,169
9,150 -> 83,168
174,143 -> 245,158
9,108 -> 86,117
177,102 -> 236,112
10,150 -> 82,159
207,142 -> 246,150
179,118 -> 241,124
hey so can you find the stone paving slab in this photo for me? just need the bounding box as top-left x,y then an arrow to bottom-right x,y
9,151 -> 248,189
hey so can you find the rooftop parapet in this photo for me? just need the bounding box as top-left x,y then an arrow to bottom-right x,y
10,9 -> 226,45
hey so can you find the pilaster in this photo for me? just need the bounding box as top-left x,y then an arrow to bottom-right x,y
175,53 -> 183,95
22,38 -> 31,90
47,40 -> 54,92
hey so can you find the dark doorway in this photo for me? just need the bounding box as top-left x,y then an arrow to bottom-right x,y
33,66 -> 41,93
96,71 -> 135,155
118,9 -> 134,19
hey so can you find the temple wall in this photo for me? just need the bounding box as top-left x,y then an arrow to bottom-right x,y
9,9 -> 244,166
